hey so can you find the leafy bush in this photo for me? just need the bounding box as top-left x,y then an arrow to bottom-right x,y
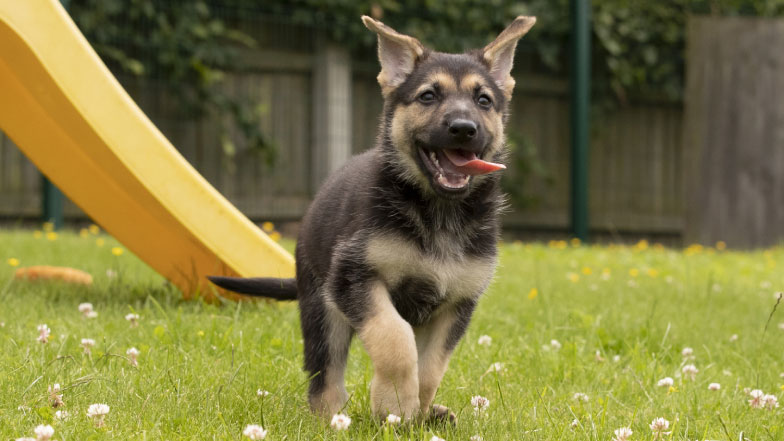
68,0 -> 272,161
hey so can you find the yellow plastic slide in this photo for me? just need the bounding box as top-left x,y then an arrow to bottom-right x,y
0,1 -> 295,300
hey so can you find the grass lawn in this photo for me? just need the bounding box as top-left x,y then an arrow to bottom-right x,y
1,227 -> 783,440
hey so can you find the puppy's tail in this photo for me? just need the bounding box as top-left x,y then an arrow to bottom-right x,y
207,276 -> 297,301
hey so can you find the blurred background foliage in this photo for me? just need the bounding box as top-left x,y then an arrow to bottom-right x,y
69,0 -> 784,119
66,0 -> 784,207
67,0 -> 784,136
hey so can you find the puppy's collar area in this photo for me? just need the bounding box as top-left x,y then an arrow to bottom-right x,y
417,146 -> 505,191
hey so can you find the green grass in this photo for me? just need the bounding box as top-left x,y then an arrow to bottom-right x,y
1,228 -> 783,440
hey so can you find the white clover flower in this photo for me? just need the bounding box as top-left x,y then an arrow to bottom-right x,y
572,392 -> 589,402
48,384 -> 63,408
748,389 -> 765,409
612,427 -> 633,441
612,355 -> 621,363
470,435 -> 483,441
81,338 -> 96,354
485,362 -> 504,374
681,347 -> 693,358
778,322 -> 784,331
125,313 -> 140,327
762,394 -> 779,410
477,335 -> 492,346
256,389 -> 270,397
430,436 -> 445,441
649,417 -> 671,439
386,413 -> 401,425
86,403 -> 110,427
708,383 -> 721,391
37,324 -> 51,344
78,302 -> 93,314
15,438 -> 35,441
657,377 -> 674,388
471,395 -> 490,413
682,364 -> 699,380
330,413 -> 351,430
33,424 -> 54,441
54,410 -> 70,420
780,372 -> 784,378
729,334 -> 738,342
126,347 -> 140,367
570,419 -> 579,429
550,339 -> 562,350
242,424 -> 267,440
595,350 -> 605,362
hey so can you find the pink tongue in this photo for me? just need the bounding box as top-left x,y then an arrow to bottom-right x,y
442,150 -> 506,176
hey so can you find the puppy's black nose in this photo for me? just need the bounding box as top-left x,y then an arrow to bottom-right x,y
448,119 -> 477,140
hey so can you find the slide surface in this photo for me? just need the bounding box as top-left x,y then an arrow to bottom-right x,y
0,1 -> 295,300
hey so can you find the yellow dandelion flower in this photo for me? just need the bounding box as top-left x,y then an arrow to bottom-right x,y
647,268 -> 659,278
7,258 -> 20,267
43,221 -> 55,232
79,228 -> 89,238
96,238 -> 105,247
581,267 -> 592,276
89,224 -> 100,235
567,273 -> 580,283
197,330 -> 205,337
262,221 -> 275,233
716,241 -> 726,251
684,244 -> 703,256
668,386 -> 678,395
46,231 -> 58,241
528,288 -> 538,300
33,230 -> 42,239
269,231 -> 281,242
111,247 -> 124,256
780,385 -> 784,392
570,238 -> 581,247
634,239 -> 649,251
628,268 -> 639,277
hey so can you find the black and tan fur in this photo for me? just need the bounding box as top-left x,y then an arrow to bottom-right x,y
209,15 -> 536,421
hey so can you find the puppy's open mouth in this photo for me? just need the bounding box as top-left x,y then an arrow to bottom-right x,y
418,147 -> 506,191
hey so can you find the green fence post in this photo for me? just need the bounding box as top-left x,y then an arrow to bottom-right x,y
570,0 -> 591,241
42,176 -> 64,229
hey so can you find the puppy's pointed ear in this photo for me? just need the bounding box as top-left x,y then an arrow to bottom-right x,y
362,15 -> 425,95
481,16 -> 536,98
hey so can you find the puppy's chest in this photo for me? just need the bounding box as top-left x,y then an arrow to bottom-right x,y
366,235 -> 496,326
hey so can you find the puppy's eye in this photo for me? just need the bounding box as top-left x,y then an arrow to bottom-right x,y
418,91 -> 436,104
477,94 -> 492,107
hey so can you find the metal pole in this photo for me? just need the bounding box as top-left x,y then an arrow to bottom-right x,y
42,176 -> 64,229
570,0 -> 591,241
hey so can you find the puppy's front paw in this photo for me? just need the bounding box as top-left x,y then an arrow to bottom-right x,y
429,404 -> 457,426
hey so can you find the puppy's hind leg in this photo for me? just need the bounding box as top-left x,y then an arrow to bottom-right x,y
299,293 -> 353,417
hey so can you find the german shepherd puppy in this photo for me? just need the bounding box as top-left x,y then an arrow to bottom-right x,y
209,15 -> 536,421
